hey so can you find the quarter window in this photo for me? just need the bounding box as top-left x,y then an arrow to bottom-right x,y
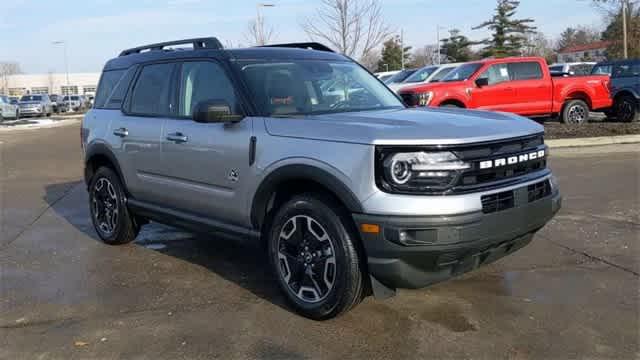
130,63 -> 174,116
478,64 -> 511,85
94,70 -> 125,108
509,62 -> 543,80
178,61 -> 238,117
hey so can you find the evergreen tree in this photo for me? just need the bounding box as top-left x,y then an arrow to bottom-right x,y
440,29 -> 472,62
473,0 -> 536,57
376,36 -> 411,72
602,2 -> 640,59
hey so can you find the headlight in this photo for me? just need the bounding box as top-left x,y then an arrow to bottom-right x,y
378,150 -> 470,193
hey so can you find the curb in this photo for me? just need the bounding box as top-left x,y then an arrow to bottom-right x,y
546,134 -> 640,148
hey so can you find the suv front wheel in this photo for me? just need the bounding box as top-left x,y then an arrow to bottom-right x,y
267,194 -> 365,320
89,167 -> 139,245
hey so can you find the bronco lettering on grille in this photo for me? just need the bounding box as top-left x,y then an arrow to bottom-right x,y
479,149 -> 546,170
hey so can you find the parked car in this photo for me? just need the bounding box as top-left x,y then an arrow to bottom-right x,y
63,95 -> 84,112
399,57 -> 612,124
0,95 -> 20,120
388,63 -> 462,93
48,94 -> 67,113
549,62 -> 596,76
82,38 -> 561,320
591,59 -> 639,122
9,96 -> 20,105
18,94 -> 52,117
382,68 -> 418,84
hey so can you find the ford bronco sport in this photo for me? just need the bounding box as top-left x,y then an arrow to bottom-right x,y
82,38 -> 561,320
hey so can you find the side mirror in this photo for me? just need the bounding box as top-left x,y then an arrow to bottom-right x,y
475,78 -> 489,87
193,99 -> 243,123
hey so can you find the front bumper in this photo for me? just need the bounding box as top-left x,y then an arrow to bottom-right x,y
353,187 -> 561,290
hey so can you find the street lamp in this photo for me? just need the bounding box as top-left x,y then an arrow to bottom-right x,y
256,3 -> 275,45
52,41 -> 70,95
436,25 -> 447,65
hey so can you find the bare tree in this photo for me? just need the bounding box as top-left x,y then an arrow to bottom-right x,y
245,17 -> 276,46
0,62 -> 21,95
301,0 -> 392,60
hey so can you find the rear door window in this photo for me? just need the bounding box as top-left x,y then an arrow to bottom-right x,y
177,61 -> 238,117
129,63 -> 175,116
509,62 -> 543,80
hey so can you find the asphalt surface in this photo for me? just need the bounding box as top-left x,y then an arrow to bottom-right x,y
1,124 -> 638,359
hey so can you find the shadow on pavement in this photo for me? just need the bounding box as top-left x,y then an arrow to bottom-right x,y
44,181 -> 290,312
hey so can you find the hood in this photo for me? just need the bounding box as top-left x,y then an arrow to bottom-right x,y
264,108 -> 543,146
399,80 -> 468,94
388,82 -> 422,93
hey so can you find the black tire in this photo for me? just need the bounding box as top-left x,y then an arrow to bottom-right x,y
614,95 -> 639,123
440,103 -> 462,108
88,167 -> 139,245
561,99 -> 589,124
267,193 -> 365,320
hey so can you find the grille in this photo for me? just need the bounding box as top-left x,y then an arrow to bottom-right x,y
451,134 -> 547,192
481,190 -> 515,214
400,93 -> 418,107
528,180 -> 551,202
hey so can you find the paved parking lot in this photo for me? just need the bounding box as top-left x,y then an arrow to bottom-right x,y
1,123 -> 638,359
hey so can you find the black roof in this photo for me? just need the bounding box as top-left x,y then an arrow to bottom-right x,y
103,39 -> 348,72
594,59 -> 640,66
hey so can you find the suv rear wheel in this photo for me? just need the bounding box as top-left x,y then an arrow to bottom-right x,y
561,99 -> 589,124
89,167 -> 139,245
267,194 -> 364,320
614,94 -> 639,122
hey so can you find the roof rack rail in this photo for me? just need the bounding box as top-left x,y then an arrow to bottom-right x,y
259,42 -> 334,53
119,37 -> 223,57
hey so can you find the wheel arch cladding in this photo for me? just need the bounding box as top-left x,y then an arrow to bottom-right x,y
84,144 -> 126,188
250,164 -> 364,231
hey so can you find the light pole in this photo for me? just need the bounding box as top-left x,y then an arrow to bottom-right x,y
256,3 -> 275,46
622,0 -> 628,59
52,41 -> 69,94
436,25 -> 447,65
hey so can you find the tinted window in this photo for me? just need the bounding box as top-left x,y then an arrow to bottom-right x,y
509,62 -> 543,80
104,67 -> 136,110
478,63 -> 510,85
129,63 -> 174,116
613,63 -> 640,78
549,65 -> 564,73
71,96 -> 79,100
178,61 -> 238,117
94,70 -> 125,108
20,95 -> 43,101
592,65 -> 612,75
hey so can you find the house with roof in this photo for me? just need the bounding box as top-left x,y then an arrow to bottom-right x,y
557,41 -> 611,63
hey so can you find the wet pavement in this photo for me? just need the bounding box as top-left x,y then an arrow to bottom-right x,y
1,124 -> 638,359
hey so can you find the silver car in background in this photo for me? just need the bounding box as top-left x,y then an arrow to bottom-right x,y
18,94 -> 52,117
63,95 -> 85,112
0,95 -> 20,120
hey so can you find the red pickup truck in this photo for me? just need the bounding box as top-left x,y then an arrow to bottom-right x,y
398,57 -> 612,124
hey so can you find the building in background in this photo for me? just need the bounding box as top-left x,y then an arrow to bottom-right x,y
1,72 -> 100,97
557,41 -> 610,63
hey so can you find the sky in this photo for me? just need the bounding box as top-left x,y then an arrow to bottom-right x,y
0,0 -> 606,74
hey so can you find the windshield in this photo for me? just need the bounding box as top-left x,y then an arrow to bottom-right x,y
430,66 -> 456,82
549,65 -> 564,73
403,66 -> 438,83
20,95 -> 43,101
441,63 -> 482,82
384,69 -> 417,84
71,96 -> 79,100
238,60 -> 404,116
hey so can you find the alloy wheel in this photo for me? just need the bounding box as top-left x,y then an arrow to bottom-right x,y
91,178 -> 119,236
567,104 -> 587,124
617,98 -> 636,122
276,215 -> 337,303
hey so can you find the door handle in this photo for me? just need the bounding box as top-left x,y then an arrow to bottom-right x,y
113,127 -> 128,137
166,132 -> 188,143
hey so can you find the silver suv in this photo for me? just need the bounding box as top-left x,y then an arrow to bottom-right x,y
82,38 -> 561,320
